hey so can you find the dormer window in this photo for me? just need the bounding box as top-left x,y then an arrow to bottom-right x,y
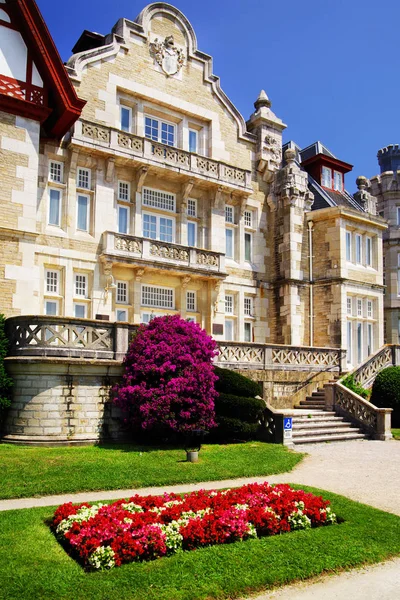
321,166 -> 332,188
333,171 -> 343,191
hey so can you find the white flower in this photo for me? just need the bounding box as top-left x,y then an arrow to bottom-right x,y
288,510 -> 312,530
88,546 -> 116,571
56,504 -> 105,537
121,502 -> 144,514
153,521 -> 183,553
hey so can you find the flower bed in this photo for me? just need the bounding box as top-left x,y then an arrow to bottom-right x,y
51,483 -> 337,571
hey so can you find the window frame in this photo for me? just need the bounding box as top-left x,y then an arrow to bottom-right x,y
142,187 -> 176,213
77,167 -> 91,190
116,280 -> 128,305
355,234 -> 362,264
49,160 -> 63,184
187,198 -> 197,217
224,318 -> 234,341
188,129 -> 198,153
45,299 -> 58,316
225,294 -> 234,315
74,273 -> 88,298
76,193 -> 90,232
244,231 -> 252,262
187,220 -> 197,247
73,303 -> 87,319
45,269 -> 59,295
244,321 -> 252,343
186,290 -> 196,312
397,206 -> 400,226
244,210 -> 253,228
144,115 -> 176,147
346,231 -> 352,261
116,309 -> 128,322
321,166 -> 332,188
142,211 -> 175,243
120,105 -> 132,133
48,187 -> 62,227
225,205 -> 234,224
365,236 -> 372,267
117,204 -> 130,234
141,284 -> 175,309
118,180 -> 130,202
244,296 -> 253,317
225,227 -> 234,259
333,170 -> 343,191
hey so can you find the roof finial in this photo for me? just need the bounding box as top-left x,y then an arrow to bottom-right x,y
254,89 -> 271,110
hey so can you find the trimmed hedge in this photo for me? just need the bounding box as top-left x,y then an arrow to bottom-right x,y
214,393 -> 265,422
371,366 -> 400,427
215,416 -> 260,441
214,366 -> 262,398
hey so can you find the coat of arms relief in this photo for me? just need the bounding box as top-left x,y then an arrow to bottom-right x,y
149,35 -> 185,76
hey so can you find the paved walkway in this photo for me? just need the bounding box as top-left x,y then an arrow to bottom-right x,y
1,439 -> 399,599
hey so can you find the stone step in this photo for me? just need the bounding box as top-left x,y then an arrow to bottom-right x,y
297,404 -> 326,410
292,432 -> 367,444
301,401 -> 325,406
293,424 -> 358,435
292,410 -> 336,416
292,415 -> 347,423
310,391 -> 325,397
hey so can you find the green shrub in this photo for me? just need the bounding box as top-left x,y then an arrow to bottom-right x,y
214,393 -> 265,422
371,366 -> 400,427
0,314 -> 13,427
214,366 -> 262,398
341,374 -> 369,399
214,416 -> 260,441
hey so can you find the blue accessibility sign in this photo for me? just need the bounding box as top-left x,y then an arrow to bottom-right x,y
284,417 -> 293,430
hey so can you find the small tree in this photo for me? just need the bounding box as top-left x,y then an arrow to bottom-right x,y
113,315 -> 218,438
0,314 -> 13,429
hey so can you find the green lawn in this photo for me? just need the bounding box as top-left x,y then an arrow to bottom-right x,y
393,429 -> 400,440
0,442 -> 303,500
1,487 -> 400,600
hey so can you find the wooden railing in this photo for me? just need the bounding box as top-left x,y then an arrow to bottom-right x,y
74,120 -> 252,191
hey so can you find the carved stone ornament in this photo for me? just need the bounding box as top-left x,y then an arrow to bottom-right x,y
149,35 -> 185,77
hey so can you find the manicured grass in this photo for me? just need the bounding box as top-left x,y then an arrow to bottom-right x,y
1,487 -> 400,600
392,428 -> 400,440
0,442 -> 303,500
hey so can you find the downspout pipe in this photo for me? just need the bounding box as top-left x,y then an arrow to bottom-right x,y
308,221 -> 314,346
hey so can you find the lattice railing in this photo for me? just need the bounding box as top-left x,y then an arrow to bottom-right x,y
117,132 -> 144,153
151,142 -> 190,167
350,346 -> 395,388
335,382 -> 378,433
81,121 -> 110,143
217,343 -> 341,370
0,75 -> 46,106
5,317 -> 115,359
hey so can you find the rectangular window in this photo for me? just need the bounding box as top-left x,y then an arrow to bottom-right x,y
186,291 -> 196,312
118,181 -> 130,202
142,188 -> 175,212
74,303 -> 87,319
226,228 -> 234,258
160,217 -> 173,242
45,300 -> 58,316
244,322 -> 252,342
225,205 -> 234,223
357,322 -> 362,364
244,232 -> 252,262
187,198 -> 196,217
49,161 -> 63,183
366,236 -> 372,266
116,281 -> 128,304
333,171 -> 343,191
347,321 -> 352,365
244,296 -> 252,316
244,210 -> 252,228
397,207 -> 400,226
347,297 -> 352,316
120,106 -> 131,133
46,270 -> 59,294
141,312 -> 157,324
74,274 -> 87,298
357,298 -> 363,317
145,117 -> 175,146
225,294 -> 234,314
77,194 -> 90,231
188,221 -> 196,247
189,129 -> 198,153
116,309 -> 128,322
346,231 -> 351,261
225,319 -> 234,341
143,213 -> 157,239
367,323 -> 373,356
367,300 -> 373,318
141,285 -> 174,309
117,205 -> 129,234
48,188 -> 61,226
355,234 -> 362,264
77,168 -> 90,190
322,166 -> 332,188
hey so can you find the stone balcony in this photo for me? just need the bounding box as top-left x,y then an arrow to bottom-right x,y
101,231 -> 226,278
70,119 -> 253,193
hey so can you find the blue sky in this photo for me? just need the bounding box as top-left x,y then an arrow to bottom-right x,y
37,0 -> 400,192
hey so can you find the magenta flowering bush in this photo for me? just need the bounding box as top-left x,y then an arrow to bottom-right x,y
113,315 -> 218,436
52,483 -> 337,570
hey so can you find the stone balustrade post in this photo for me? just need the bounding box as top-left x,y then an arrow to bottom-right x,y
374,409 -> 393,441
324,383 -> 335,410
114,322 -> 130,361
264,347 -> 273,368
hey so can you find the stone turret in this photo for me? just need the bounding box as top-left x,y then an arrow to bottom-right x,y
247,90 -> 286,182
378,145 -> 400,174
353,176 -> 377,215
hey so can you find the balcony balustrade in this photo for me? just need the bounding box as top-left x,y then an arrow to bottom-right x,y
102,231 -> 226,276
72,120 -> 252,192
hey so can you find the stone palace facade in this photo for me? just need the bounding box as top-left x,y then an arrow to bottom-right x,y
0,0 -> 386,369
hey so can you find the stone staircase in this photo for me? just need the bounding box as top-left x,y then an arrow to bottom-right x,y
292,386 -> 368,445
